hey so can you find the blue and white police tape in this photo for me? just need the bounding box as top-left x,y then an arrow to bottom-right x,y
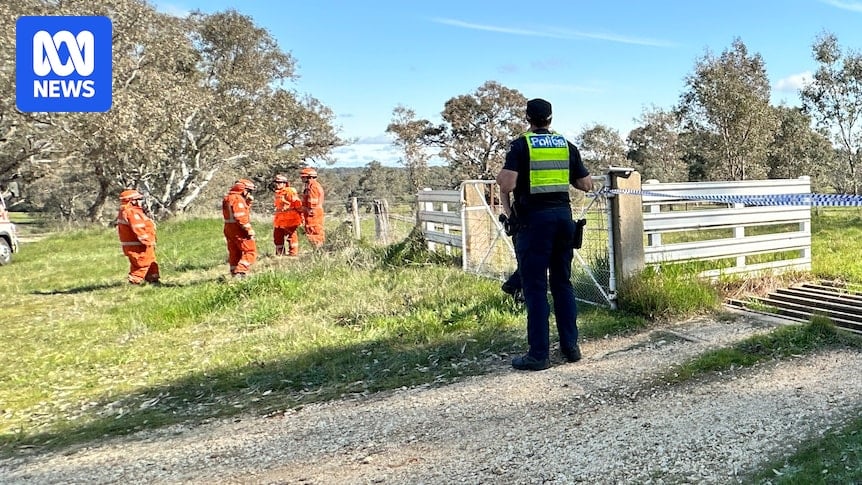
604,188 -> 862,207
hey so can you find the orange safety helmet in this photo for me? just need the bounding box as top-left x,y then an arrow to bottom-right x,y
236,178 -> 256,191
119,189 -> 143,201
273,174 -> 289,184
299,167 -> 318,178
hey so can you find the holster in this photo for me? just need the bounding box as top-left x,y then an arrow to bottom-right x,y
499,214 -> 520,237
573,219 -> 586,249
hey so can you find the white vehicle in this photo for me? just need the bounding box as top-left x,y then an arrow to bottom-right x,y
0,193 -> 20,265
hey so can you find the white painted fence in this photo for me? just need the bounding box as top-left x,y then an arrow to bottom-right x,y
641,177 -> 812,278
417,188 -> 463,250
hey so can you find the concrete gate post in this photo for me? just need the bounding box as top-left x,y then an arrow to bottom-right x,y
608,167 -> 645,282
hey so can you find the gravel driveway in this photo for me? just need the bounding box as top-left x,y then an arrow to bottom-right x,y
2,312 -> 860,484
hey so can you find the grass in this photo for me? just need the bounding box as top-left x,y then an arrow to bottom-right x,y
811,207 -> 862,282
616,265 -> 723,319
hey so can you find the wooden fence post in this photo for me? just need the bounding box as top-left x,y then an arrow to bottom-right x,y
351,197 -> 360,239
374,199 -> 390,244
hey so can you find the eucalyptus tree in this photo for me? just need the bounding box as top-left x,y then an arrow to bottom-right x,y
767,106 -> 834,192
626,106 -> 687,182
678,38 -> 777,181
0,0 -> 191,220
0,0 -> 54,204
3,1 -> 343,221
678,131 -> 715,182
386,105 -> 433,193
79,0 -> 201,220
801,32 -> 862,194
150,9 -> 342,218
575,123 -> 626,172
388,81 -> 526,182
440,81 -> 526,180
354,160 -> 408,205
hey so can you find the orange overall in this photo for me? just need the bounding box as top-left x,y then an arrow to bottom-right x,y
117,203 -> 159,284
302,178 -> 325,248
222,189 -> 257,276
273,186 -> 303,255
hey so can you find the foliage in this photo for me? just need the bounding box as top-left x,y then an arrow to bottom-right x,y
678,38 -> 778,181
439,81 -> 526,181
0,0 -> 343,223
351,161 -> 409,208
626,106 -> 687,182
766,106 -> 835,191
801,32 -> 862,195
377,225 -> 459,267
677,130 -> 715,181
575,123 -> 627,172
0,1 -> 54,209
386,106 -> 433,192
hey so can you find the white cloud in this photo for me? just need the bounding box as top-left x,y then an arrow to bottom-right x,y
329,135 -> 447,168
774,71 -> 813,92
331,140 -> 402,168
431,18 -> 675,47
820,0 -> 862,12
355,134 -> 394,145
152,2 -> 191,17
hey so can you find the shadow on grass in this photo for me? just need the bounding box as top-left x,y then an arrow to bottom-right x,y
31,281 -> 127,294
0,300 -> 525,458
30,274 -> 226,295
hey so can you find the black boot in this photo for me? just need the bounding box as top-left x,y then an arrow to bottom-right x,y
561,344 -> 582,363
511,354 -> 550,371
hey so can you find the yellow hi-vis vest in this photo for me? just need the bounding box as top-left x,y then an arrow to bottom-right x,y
525,132 -> 570,194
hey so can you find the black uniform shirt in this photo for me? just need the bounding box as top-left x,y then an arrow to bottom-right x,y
502,128 -> 590,215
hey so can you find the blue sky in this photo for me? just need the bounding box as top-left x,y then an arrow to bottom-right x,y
152,0 -> 862,167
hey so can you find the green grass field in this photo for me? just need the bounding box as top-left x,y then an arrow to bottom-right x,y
1,209 -> 860,483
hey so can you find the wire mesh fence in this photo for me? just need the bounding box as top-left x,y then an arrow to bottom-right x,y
572,177 -> 614,308
436,178 -> 616,308
297,180 -> 616,308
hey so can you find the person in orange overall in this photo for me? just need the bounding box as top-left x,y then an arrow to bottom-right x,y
300,167 -> 325,248
222,178 -> 257,279
272,174 -> 303,256
116,189 -> 160,285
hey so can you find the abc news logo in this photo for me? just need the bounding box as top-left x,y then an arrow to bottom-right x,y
16,16 -> 112,113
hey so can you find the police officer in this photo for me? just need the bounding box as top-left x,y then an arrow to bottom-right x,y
495,98 -> 592,371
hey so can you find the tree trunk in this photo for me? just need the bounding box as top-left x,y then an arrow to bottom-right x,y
86,177 -> 111,223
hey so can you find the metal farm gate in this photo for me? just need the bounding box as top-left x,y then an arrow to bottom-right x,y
457,178 -> 616,308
